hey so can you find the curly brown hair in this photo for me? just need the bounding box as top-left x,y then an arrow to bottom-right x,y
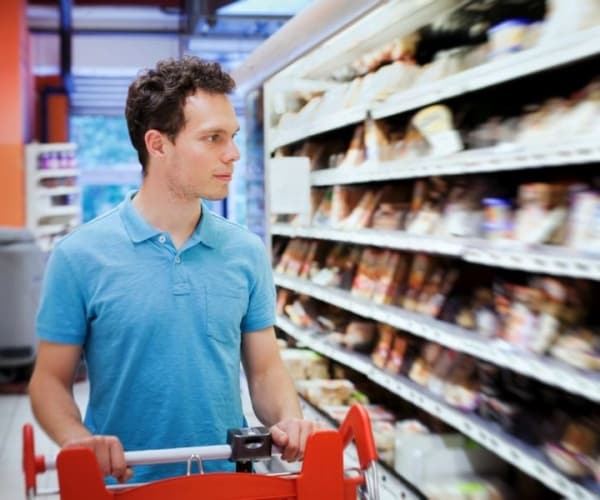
125,56 -> 236,173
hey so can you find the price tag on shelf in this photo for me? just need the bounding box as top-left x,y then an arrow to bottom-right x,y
269,157 -> 311,215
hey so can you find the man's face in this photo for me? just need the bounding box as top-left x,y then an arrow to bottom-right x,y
163,89 -> 240,201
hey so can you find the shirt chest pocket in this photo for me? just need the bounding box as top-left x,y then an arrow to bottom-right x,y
206,288 -> 248,346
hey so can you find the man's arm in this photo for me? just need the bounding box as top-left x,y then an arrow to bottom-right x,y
29,340 -> 88,444
241,327 -> 320,461
29,340 -> 131,482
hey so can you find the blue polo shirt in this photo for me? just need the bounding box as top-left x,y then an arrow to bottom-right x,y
36,194 -> 276,482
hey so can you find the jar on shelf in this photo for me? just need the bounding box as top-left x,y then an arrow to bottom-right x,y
482,197 -> 512,240
37,152 -> 50,170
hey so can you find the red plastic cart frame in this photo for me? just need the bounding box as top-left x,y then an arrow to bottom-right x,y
23,403 -> 379,499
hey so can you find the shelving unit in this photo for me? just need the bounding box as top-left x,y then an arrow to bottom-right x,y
263,1 -> 600,498
25,143 -> 81,251
276,316 -> 599,500
269,24 -> 600,152
271,224 -> 600,281
271,106 -> 367,152
309,136 -> 600,186
371,24 -> 600,122
274,273 -> 600,402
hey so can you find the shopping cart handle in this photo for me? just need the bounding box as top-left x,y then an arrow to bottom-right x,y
25,431 -> 276,473
23,424 -> 47,498
22,405 -> 379,499
338,404 -> 378,470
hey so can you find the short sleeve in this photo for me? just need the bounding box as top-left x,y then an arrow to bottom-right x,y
36,245 -> 88,345
241,238 -> 276,333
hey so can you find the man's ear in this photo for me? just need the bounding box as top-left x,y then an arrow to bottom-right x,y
144,129 -> 166,158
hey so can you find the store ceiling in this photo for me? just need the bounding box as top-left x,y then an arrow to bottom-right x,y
28,0 -> 312,113
28,1 -> 311,33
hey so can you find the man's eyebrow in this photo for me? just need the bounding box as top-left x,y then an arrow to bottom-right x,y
198,126 -> 241,135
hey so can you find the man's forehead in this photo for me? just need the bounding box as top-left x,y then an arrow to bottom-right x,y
183,92 -> 238,129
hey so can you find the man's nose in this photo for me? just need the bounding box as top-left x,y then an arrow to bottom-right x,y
223,139 -> 240,163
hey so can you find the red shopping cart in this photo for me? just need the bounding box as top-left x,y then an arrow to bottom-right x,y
22,404 -> 379,499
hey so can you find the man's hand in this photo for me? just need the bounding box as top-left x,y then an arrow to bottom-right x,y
62,435 -> 133,483
270,419 -> 324,462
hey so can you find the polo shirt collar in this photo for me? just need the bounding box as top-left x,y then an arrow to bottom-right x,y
189,201 -> 219,249
119,192 -> 219,248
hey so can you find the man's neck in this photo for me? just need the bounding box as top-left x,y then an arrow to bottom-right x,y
132,184 -> 201,250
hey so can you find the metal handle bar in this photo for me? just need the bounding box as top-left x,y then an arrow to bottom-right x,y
42,443 -> 234,471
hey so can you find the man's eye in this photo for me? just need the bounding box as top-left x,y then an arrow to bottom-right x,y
206,135 -> 221,142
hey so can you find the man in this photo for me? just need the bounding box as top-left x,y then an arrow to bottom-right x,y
29,56 -> 317,484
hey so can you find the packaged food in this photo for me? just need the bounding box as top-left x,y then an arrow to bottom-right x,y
550,328 -> 600,370
482,198 -> 512,240
280,349 -> 329,380
384,334 -> 409,375
295,379 -> 355,406
343,321 -> 377,352
487,19 -> 531,59
371,324 -> 396,368
411,104 -> 463,156
341,188 -> 382,229
351,248 -> 384,300
339,124 -> 365,167
363,117 -> 390,162
372,251 -> 408,305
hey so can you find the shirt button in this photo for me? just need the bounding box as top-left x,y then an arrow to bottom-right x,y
175,256 -> 181,264
158,235 -> 166,244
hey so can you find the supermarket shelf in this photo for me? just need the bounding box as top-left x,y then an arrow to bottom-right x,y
36,205 -> 80,218
270,105 -> 367,151
36,186 -> 80,197
273,273 -> 600,402
463,241 -> 600,281
371,25 -> 600,120
33,224 -> 71,237
311,137 -> 600,186
271,224 -> 600,281
35,168 -> 80,181
277,316 -> 600,500
268,27 -> 600,151
26,143 -> 80,251
27,142 -> 76,153
271,224 -> 464,256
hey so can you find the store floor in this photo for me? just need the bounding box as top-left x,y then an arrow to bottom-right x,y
0,381 -> 88,500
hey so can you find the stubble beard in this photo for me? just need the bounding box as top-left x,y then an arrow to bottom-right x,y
166,175 -> 228,202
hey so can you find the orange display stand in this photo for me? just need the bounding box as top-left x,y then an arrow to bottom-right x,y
23,404 -> 379,499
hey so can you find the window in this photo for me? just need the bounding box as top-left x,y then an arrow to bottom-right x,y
70,115 -> 141,222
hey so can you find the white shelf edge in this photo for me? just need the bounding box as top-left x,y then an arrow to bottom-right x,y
271,224 -> 600,281
26,142 -> 76,153
310,138 -> 600,186
463,243 -> 600,281
37,205 -> 80,218
35,168 -> 80,181
271,224 -> 464,256
35,186 -> 80,197
270,106 -> 367,151
276,316 -> 600,500
273,273 -> 600,403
